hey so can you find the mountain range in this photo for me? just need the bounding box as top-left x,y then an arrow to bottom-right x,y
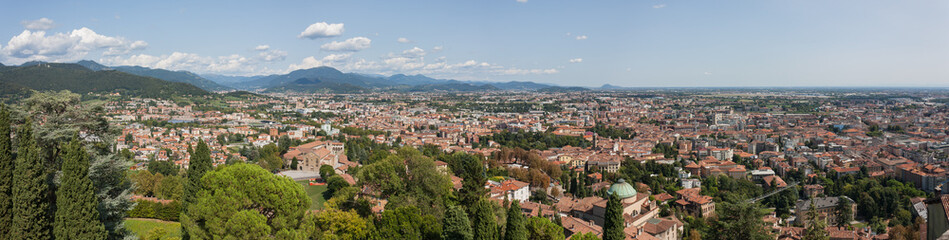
76,60 -> 230,91
213,66 -> 562,92
0,60 -> 589,96
0,62 -> 209,98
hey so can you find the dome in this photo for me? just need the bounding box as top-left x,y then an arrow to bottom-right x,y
607,178 -> 637,199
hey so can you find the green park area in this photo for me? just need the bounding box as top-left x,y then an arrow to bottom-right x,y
125,218 -> 181,240
298,180 -> 329,210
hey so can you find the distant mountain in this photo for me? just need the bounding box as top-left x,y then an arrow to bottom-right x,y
538,86 -> 588,92
485,81 -> 553,90
76,60 -> 112,71
0,62 -> 209,98
599,84 -> 627,90
201,74 -> 262,85
222,90 -> 268,99
265,77 -> 368,93
404,83 -> 499,92
74,60 -> 229,91
202,66 -> 569,93
388,74 -> 444,85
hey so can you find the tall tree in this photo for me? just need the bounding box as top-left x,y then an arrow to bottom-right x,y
803,200 -> 829,240
376,206 -> 442,239
90,153 -> 134,240
526,217 -> 565,240
0,105 -> 12,239
11,119 -> 52,239
303,209 -> 373,239
569,232 -> 599,240
181,163 -> 310,239
181,139 -> 212,240
706,200 -> 773,240
257,143 -> 283,172
458,153 -> 487,206
505,201 -> 528,240
443,206 -> 473,240
54,137 -> 107,240
471,198 -> 499,240
834,197 -> 853,227
20,91 -> 133,239
602,193 -> 624,240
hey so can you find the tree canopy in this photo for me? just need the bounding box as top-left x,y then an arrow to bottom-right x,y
181,163 -> 311,239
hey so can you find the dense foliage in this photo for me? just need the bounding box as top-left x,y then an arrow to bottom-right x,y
11,119 -> 52,239
181,163 -> 310,239
588,124 -> 636,139
54,137 -> 108,240
0,105 -> 11,238
479,130 -> 591,150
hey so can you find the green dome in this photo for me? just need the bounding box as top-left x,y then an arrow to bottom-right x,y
607,178 -> 637,199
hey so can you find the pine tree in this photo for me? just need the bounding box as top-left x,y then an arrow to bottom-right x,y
803,200 -> 829,240
443,206 -> 473,240
181,140 -> 212,240
603,192 -> 624,240
471,198 -> 499,240
11,119 -> 52,239
0,105 -> 13,238
54,136 -> 107,240
504,200 -> 527,240
834,197 -> 853,227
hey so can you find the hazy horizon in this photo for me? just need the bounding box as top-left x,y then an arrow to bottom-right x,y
1,0 -> 947,87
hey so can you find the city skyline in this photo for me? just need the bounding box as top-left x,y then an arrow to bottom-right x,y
1,0 -> 947,87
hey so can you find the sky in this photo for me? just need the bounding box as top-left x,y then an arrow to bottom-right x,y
1,0 -> 947,87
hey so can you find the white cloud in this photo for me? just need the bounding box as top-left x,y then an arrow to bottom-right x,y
431,46 -> 443,52
575,35 -> 588,40
397,37 -> 411,43
401,47 -> 426,58
704,72 -> 712,75
21,18 -> 55,31
498,68 -> 559,75
517,0 -> 527,2
1,27 -> 147,64
287,53 -> 355,71
298,22 -> 344,39
252,44 -> 286,62
653,4 -> 666,8
322,53 -> 353,62
320,37 -> 371,51
569,58 -> 583,63
101,52 -> 272,75
288,56 -> 326,70
258,49 -> 287,62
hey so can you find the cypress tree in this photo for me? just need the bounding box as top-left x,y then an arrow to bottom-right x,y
603,192 -> 624,240
471,198 -> 498,240
12,119 -> 52,239
0,105 -> 12,238
504,200 -> 527,240
442,206 -> 473,240
181,140 -> 212,240
54,137 -> 107,240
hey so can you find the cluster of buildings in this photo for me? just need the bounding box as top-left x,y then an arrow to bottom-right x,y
104,89 -> 949,239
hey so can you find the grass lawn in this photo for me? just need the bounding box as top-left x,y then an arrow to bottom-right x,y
852,222 -> 868,229
297,180 -> 329,210
125,218 -> 181,239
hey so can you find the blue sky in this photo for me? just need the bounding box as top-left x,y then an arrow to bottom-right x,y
1,0 -> 947,87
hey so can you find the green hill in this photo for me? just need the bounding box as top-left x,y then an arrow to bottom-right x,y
76,60 -> 230,91
0,63 -> 210,98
